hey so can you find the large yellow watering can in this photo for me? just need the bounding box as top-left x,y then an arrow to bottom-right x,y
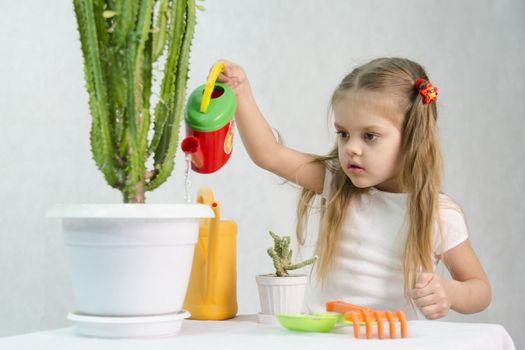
183,187 -> 238,320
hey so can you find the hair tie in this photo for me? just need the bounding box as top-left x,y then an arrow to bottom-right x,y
415,78 -> 438,104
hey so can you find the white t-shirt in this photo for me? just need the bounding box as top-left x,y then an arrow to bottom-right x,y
305,169 -> 469,319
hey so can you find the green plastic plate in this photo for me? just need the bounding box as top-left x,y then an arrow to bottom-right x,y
276,313 -> 372,333
276,314 -> 339,333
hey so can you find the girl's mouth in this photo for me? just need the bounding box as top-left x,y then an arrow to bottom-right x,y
348,164 -> 365,174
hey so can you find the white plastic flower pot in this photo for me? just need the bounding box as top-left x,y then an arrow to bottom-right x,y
48,204 -> 214,317
255,274 -> 308,317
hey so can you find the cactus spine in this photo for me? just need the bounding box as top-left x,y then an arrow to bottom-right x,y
267,231 -> 318,277
73,0 -> 197,203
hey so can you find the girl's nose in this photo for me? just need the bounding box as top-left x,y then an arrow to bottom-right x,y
345,138 -> 362,157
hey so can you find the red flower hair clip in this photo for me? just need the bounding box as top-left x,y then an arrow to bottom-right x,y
415,79 -> 438,104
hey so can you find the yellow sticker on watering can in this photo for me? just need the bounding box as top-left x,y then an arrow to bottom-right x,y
224,119 -> 234,154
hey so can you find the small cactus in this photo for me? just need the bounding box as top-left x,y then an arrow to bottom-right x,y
267,231 -> 317,277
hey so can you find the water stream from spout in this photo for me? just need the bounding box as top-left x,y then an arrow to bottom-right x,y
184,154 -> 192,203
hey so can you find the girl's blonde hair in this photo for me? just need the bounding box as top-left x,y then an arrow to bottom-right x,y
297,57 -> 443,296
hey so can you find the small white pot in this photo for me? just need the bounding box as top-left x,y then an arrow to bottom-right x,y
48,204 -> 214,316
255,274 -> 308,316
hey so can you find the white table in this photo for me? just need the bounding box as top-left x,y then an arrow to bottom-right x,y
0,315 -> 515,350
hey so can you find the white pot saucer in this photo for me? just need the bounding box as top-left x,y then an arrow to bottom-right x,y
67,310 -> 191,338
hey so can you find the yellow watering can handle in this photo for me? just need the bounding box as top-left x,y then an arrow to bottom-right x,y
197,187 -> 215,206
197,186 -> 221,222
200,62 -> 225,113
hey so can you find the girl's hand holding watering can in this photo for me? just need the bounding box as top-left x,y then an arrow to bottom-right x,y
215,60 -> 249,98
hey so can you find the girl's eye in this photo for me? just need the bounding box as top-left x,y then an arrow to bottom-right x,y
336,131 -> 349,139
364,133 -> 377,141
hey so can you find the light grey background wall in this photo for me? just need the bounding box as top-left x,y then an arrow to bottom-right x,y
1,0 -> 523,347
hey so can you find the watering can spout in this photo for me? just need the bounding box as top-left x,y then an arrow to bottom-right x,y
183,187 -> 238,320
181,136 -> 200,154
181,136 -> 204,170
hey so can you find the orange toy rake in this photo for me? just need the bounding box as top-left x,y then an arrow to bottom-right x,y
326,301 -> 407,339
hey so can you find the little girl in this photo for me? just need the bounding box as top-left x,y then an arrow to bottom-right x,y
217,57 -> 491,319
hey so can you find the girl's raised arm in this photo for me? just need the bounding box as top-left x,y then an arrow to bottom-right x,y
218,61 -> 326,194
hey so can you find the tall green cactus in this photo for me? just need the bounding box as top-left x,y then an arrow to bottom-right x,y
267,231 -> 318,277
73,0 -> 198,203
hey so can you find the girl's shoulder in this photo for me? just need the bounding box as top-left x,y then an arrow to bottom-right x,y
435,193 -> 469,254
438,193 -> 466,226
438,192 -> 464,214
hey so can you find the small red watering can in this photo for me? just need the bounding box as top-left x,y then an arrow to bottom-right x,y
181,62 -> 236,174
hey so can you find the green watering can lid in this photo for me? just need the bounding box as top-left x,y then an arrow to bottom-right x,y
185,82 -> 236,132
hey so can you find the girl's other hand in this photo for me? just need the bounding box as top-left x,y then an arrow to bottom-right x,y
410,272 -> 455,320
215,59 -> 248,97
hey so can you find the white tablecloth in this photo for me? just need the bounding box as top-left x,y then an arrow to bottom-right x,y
0,315 -> 515,350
